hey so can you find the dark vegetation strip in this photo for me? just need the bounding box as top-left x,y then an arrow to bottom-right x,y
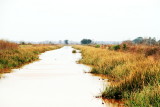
73,45 -> 160,107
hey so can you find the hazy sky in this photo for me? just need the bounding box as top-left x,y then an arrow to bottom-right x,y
0,0 -> 160,42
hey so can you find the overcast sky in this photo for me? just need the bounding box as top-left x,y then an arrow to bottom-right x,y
0,0 -> 160,42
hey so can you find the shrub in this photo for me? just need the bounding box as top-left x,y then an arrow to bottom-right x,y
72,50 -> 76,53
145,48 -> 158,56
110,45 -> 121,50
95,45 -> 100,48
122,44 -> 127,50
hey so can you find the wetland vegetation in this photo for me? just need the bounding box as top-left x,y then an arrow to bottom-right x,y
0,40 -> 61,76
0,38 -> 160,107
73,42 -> 160,107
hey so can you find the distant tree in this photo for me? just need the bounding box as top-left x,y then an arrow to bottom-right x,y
150,37 -> 156,45
143,37 -> 156,45
132,37 -> 157,45
28,42 -> 32,45
59,40 -> 62,44
132,37 -> 143,44
20,41 -> 26,45
49,41 -> 54,45
158,40 -> 160,45
81,39 -> 92,44
64,40 -> 69,44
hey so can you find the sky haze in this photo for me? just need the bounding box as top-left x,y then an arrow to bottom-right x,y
0,0 -> 160,42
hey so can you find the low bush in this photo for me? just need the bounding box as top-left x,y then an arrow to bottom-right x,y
72,50 -> 77,53
109,45 -> 121,50
122,44 -> 127,50
95,45 -> 100,48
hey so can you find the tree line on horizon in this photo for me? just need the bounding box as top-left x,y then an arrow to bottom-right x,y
123,37 -> 160,45
1,37 -> 159,45
80,37 -> 160,45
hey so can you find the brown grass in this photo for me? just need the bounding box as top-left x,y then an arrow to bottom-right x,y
0,41 -> 61,75
73,45 -> 160,106
0,40 -> 18,50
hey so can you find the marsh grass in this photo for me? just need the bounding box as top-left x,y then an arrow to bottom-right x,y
126,86 -> 160,107
0,40 -> 18,50
73,45 -> 160,106
0,40 -> 61,75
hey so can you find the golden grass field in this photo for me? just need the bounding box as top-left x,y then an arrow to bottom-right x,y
73,45 -> 160,107
1,40 -> 160,106
0,40 -> 61,76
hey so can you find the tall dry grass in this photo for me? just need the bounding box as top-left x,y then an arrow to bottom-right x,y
0,40 -> 18,50
73,45 -> 160,106
0,40 -> 61,75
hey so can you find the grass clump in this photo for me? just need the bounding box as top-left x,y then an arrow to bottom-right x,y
73,45 -> 160,106
95,44 -> 100,48
103,61 -> 160,98
72,50 -> 77,53
126,86 -> 160,107
109,45 -> 121,50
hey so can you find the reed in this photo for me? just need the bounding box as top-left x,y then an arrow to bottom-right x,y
73,45 -> 160,106
0,40 -> 18,50
0,40 -> 61,75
